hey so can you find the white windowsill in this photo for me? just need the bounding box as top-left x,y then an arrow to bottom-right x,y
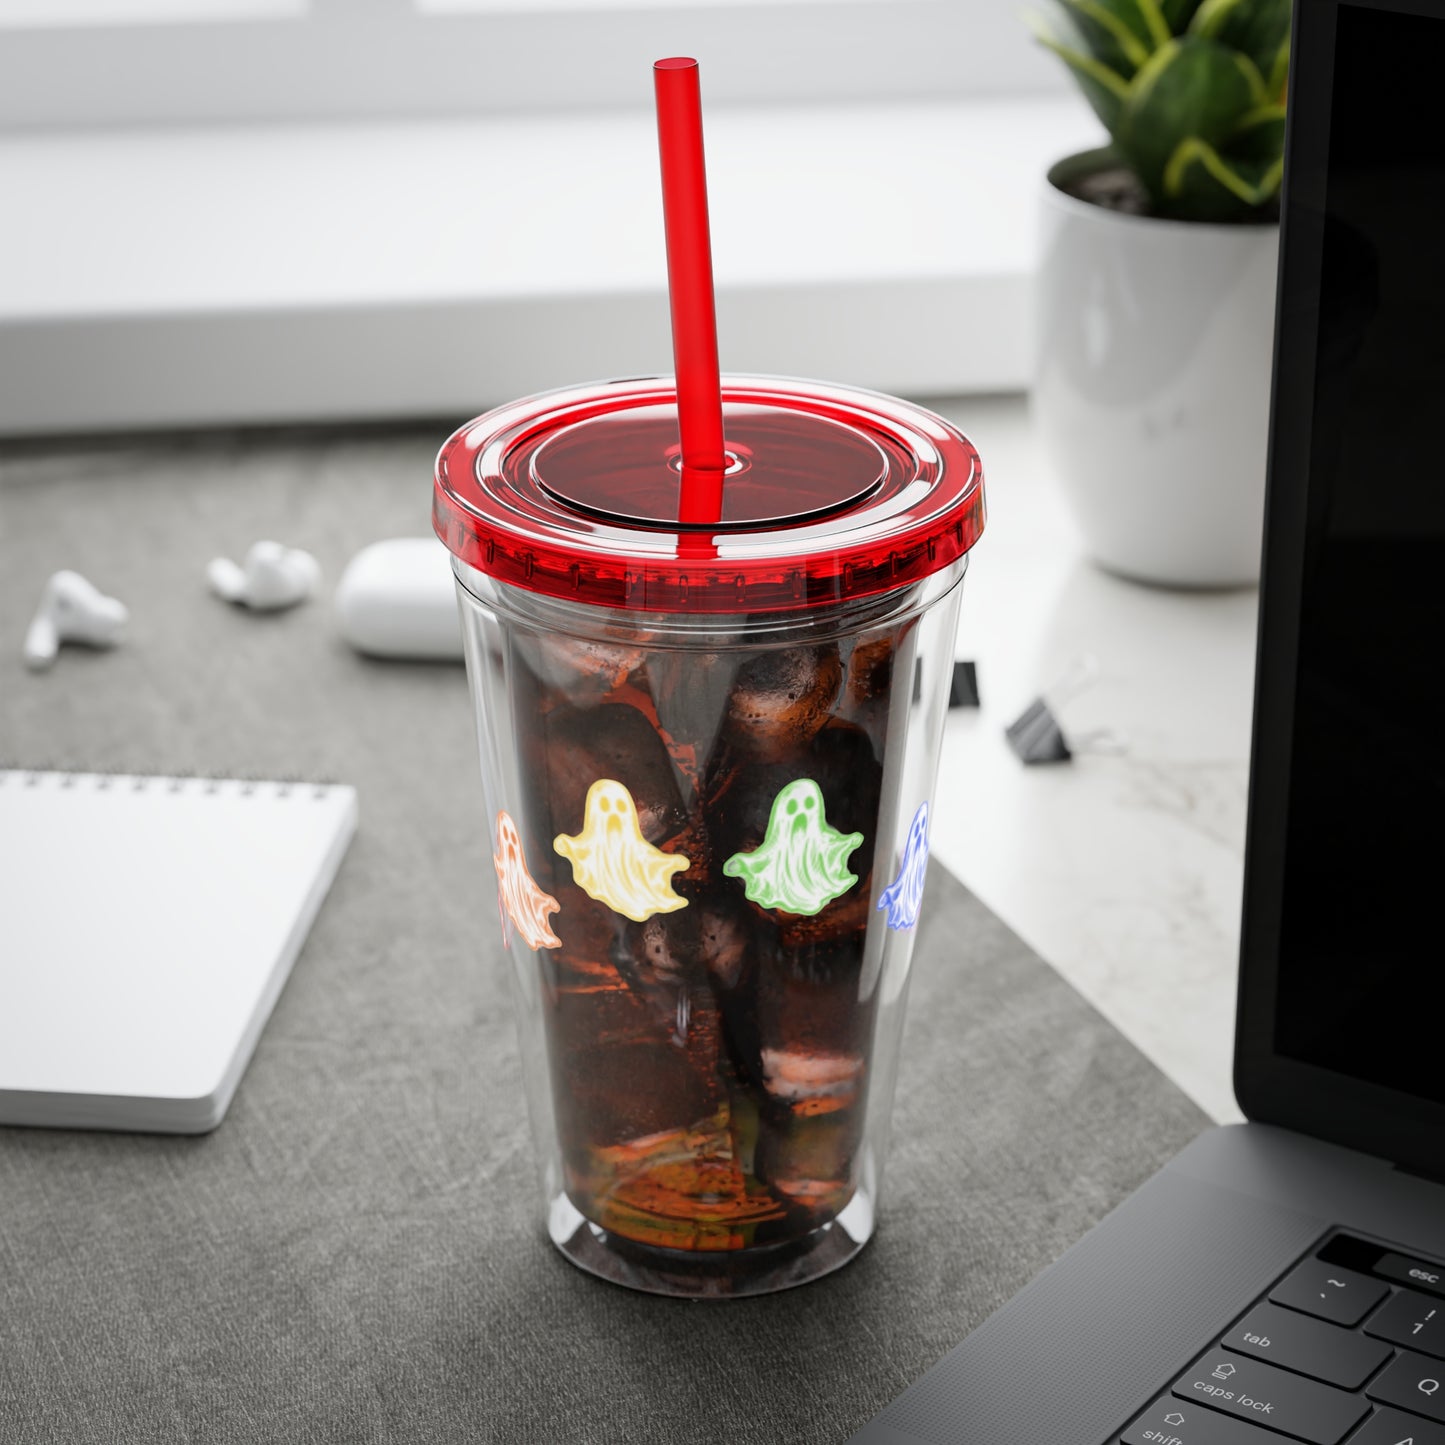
1,95 -> 1101,436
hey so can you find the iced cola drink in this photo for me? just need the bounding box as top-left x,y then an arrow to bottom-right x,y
436,375 -> 984,1296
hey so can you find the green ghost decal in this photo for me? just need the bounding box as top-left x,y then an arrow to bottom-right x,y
723,778 -> 863,916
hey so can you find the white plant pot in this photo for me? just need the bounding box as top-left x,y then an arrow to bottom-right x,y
1033,148 -> 1280,588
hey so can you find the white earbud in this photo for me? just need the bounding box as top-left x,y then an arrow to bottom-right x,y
207,541 -> 321,612
23,570 -> 129,672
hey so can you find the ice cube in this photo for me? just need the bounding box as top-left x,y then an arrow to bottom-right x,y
723,644 -> 842,760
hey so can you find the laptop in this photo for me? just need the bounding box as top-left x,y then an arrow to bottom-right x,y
849,1 -> 1445,1442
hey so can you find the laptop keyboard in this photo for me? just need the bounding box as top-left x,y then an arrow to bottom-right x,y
1120,1232 -> 1445,1445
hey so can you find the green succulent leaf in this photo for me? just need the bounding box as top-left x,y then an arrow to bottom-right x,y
1157,0 -> 1206,31
1229,103 -> 1287,159
1188,0 -> 1291,84
1117,36 -> 1259,201
1133,0 -> 1172,47
1267,33 -> 1290,98
1161,135 -> 1284,218
1027,14 -> 1131,131
1235,50 -> 1271,106
1030,0 -> 1287,221
1058,0 -> 1156,74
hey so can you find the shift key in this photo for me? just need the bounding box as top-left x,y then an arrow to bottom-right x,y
1173,1350 -> 1370,1443
1122,1394 -> 1290,1444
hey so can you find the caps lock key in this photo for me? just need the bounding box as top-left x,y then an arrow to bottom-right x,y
1173,1350 -> 1370,1444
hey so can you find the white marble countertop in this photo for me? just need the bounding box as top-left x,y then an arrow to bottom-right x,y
927,394 -> 1259,1125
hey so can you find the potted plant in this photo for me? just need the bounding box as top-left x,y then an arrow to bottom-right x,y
1029,0 -> 1290,586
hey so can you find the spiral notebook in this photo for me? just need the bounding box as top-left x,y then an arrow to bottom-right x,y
0,770 -> 357,1134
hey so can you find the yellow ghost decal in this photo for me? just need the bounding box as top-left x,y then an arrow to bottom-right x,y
554,778 -> 690,922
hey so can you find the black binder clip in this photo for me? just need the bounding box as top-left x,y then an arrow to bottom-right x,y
1005,655 -> 1120,766
1005,697 -> 1071,764
948,660 -> 981,709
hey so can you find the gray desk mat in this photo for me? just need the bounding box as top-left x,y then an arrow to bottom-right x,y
0,426 -> 1207,1444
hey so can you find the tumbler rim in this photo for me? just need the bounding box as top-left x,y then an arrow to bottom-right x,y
432,373 -> 985,614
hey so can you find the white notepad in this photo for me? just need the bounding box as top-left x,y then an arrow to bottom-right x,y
0,770 -> 357,1133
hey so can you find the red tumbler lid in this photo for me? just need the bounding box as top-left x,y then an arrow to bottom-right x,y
433,375 -> 984,614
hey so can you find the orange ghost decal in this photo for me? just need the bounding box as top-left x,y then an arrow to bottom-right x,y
494,810 -> 562,950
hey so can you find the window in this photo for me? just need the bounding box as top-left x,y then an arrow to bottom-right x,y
0,0 -> 1082,432
0,1 -> 1060,130
0,0 -> 302,22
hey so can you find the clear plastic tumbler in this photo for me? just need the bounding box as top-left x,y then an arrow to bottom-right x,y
434,374 -> 985,1297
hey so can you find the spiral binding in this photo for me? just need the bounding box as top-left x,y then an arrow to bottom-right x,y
0,768 -> 340,800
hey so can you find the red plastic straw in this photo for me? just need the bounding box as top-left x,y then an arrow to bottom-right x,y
654,57 -> 727,524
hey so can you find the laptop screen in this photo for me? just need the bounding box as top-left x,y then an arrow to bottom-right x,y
1271,1 -> 1445,1106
